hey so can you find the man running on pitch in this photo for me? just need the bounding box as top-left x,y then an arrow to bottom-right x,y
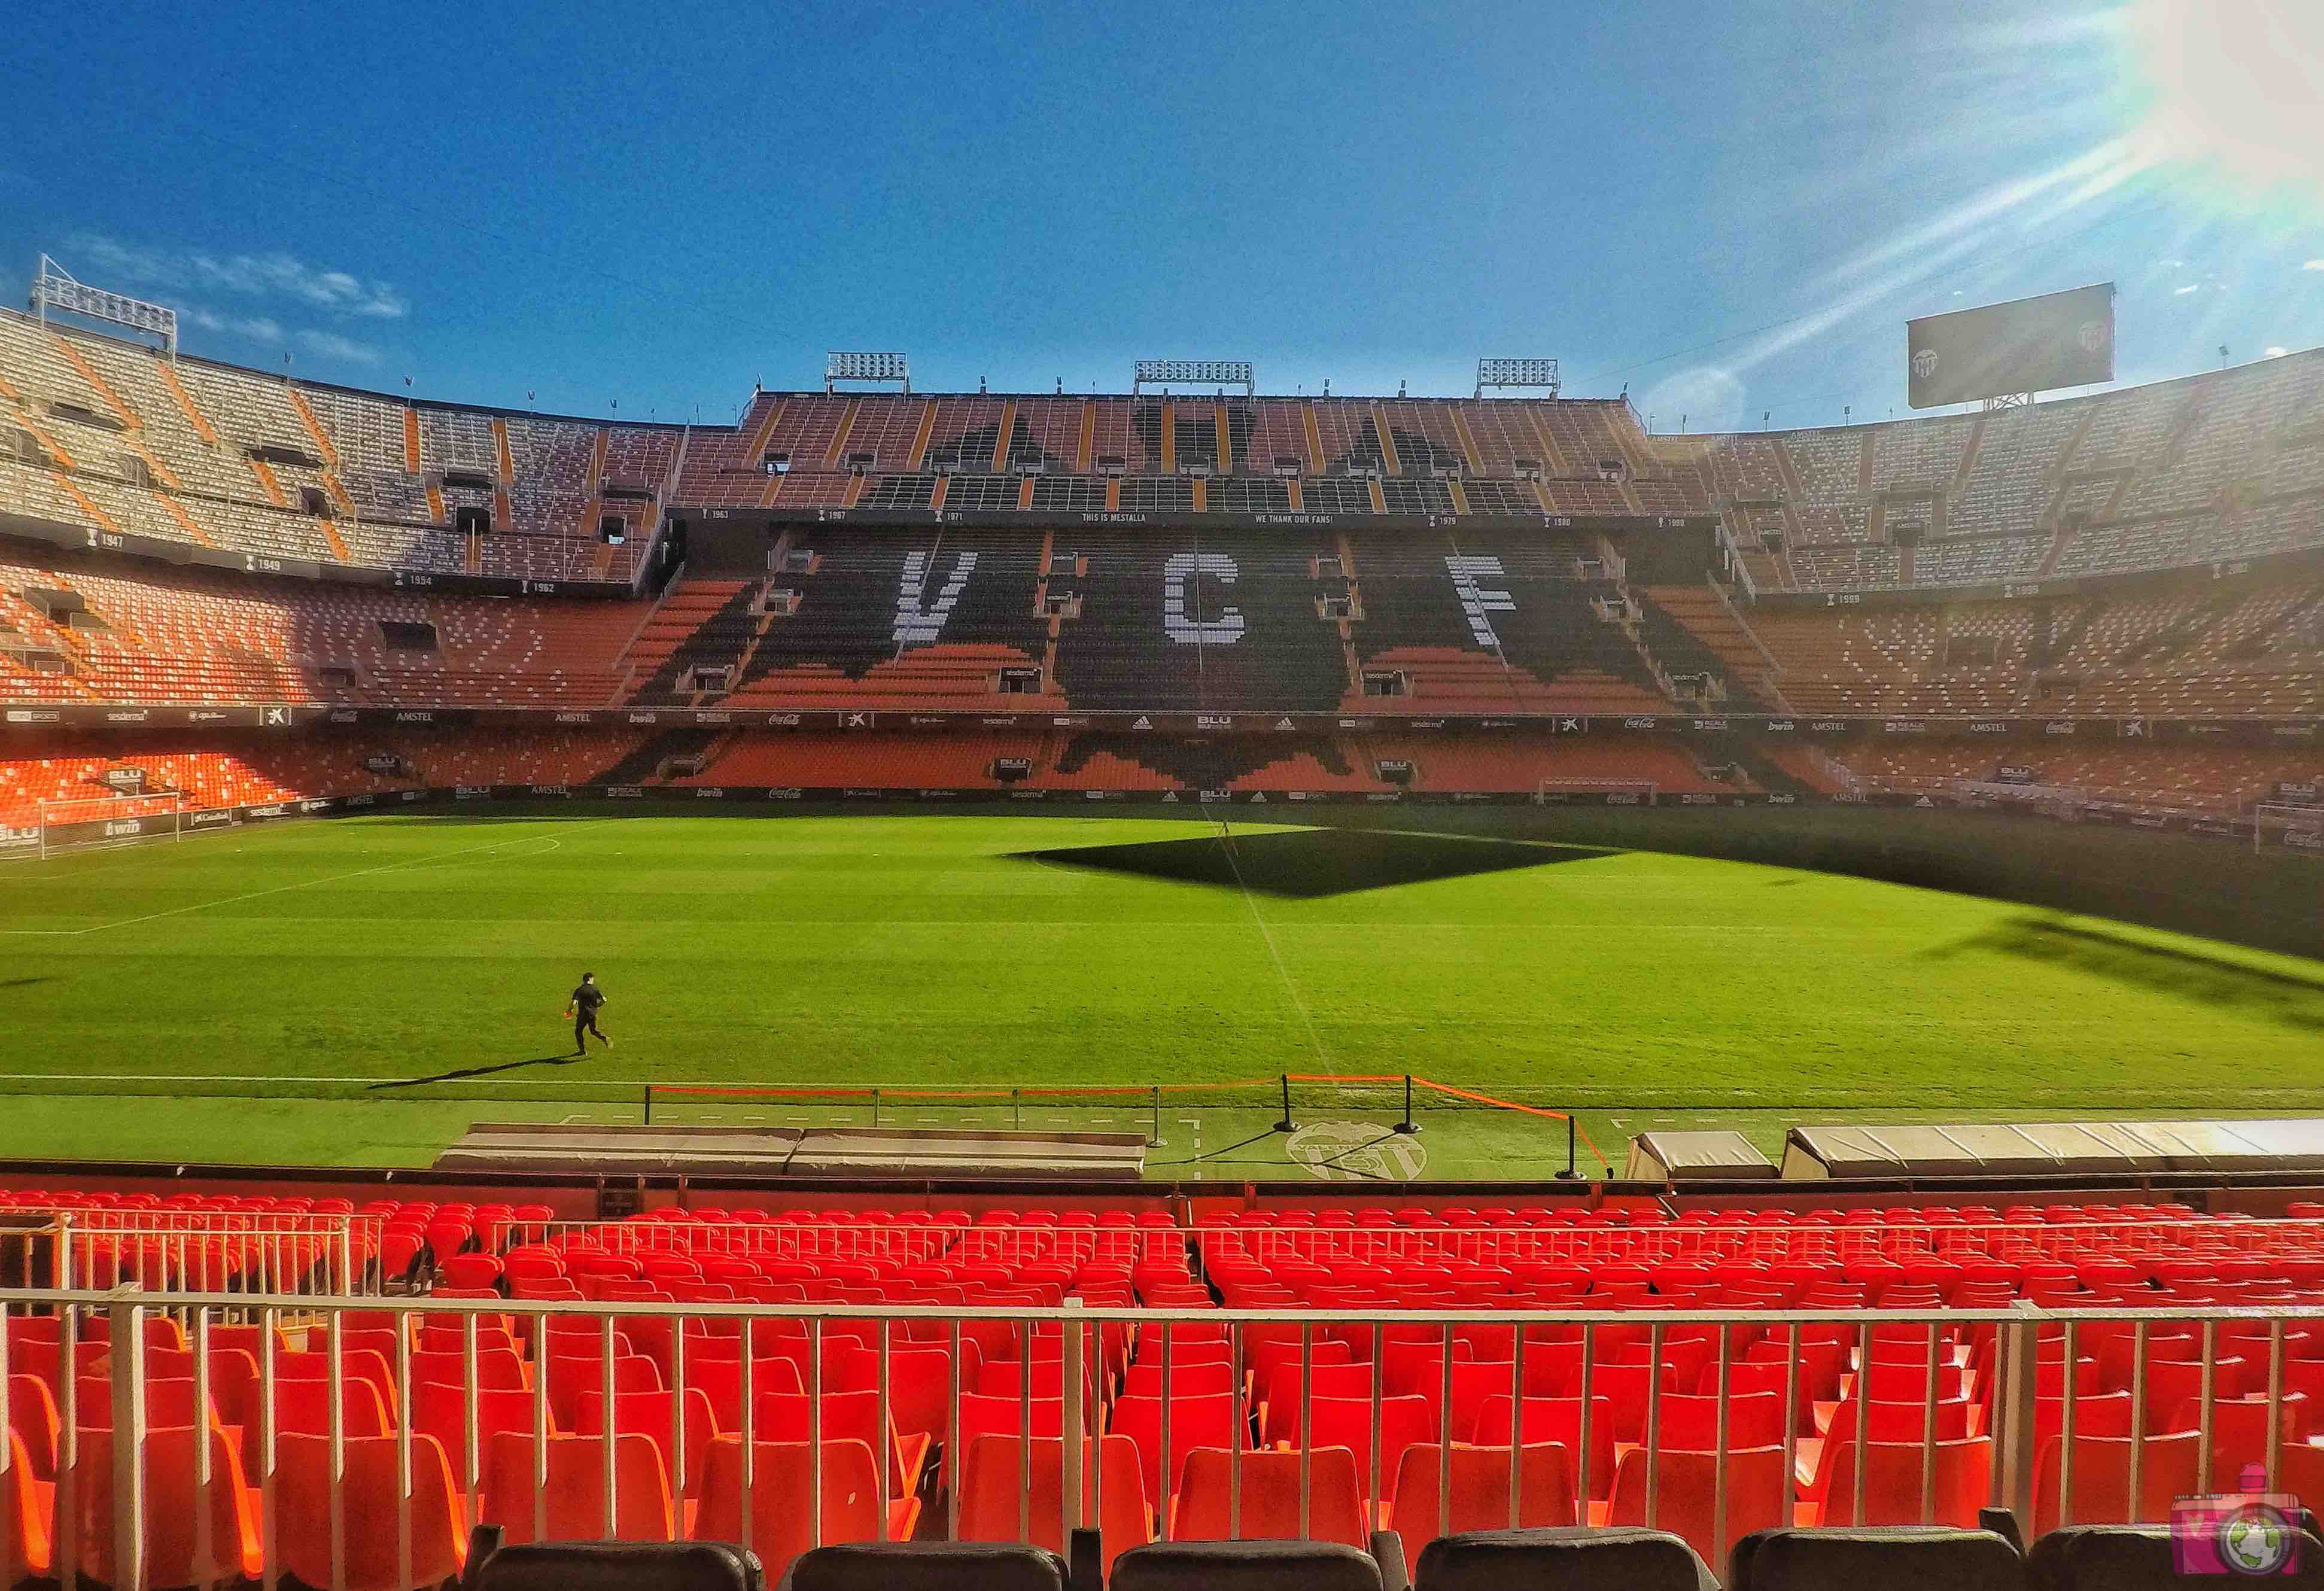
567,973 -> 611,1055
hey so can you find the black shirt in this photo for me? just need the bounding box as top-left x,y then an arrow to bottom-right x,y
572,983 -> 604,1014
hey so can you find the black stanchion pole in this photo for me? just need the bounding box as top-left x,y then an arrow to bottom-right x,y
1274,1074 -> 1294,1133
1394,1074 -> 1419,1135
1557,1114 -> 1580,1179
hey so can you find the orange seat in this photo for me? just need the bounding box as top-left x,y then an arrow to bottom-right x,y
482,1429 -> 674,1544
6,1377 -> 57,1481
273,1347 -> 399,1414
409,1348 -> 530,1394
1607,1444 -> 1788,1578
2030,1431 -> 2204,1535
574,1387 -> 717,1499
1814,1438 -> 1992,1527
56,1425 -> 257,1587
688,1356 -> 805,1434
275,1431 -> 467,1591
956,1432 -> 1151,1575
1471,1394 -> 1619,1501
413,1381 -> 555,1486
690,1438 -> 919,1586
542,1353 -> 661,1429
1108,1393 -> 1243,1504
1300,1395 -> 1438,1508
0,1432 -> 50,1581
754,1389 -> 930,1498
146,1346 -> 261,1440
1386,1441 -> 1580,1547
72,1376 -> 203,1431
1169,1446 -> 1367,1547
2170,1397 -> 2311,1490
247,1376 -> 392,1473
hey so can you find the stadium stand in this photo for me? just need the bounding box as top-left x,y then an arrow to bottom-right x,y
19,308 -> 2324,602
7,1193 -> 2324,1583
15,320 -> 2324,817
1673,351 -> 2324,594
1837,741 -> 2324,812
0,308 -> 673,587
0,549 -> 640,707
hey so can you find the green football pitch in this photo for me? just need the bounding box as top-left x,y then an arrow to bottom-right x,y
0,805 -> 2317,1179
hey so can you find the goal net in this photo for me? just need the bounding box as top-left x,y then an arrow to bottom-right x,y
2254,803 -> 2324,857
1534,778 -> 1658,806
33,792 -> 187,858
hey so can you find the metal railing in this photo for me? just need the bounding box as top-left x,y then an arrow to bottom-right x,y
9,1288 -> 2324,1589
17,1212 -> 389,1298
531,1218 -> 1186,1268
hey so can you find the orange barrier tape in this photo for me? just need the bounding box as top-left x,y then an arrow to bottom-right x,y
1410,1076 -> 1567,1120
652,1078 -> 1282,1102
1412,1076 -> 1614,1176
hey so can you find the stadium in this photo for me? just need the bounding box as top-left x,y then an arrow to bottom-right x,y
4,2 -> 2324,1585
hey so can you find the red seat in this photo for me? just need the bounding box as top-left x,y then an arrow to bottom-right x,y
956,1433 -> 1151,1575
1608,1444 -> 1787,1579
481,1429 -> 674,1543
2171,1396 -> 2311,1489
1814,1438 -> 1991,1528
2030,1431 -> 2204,1535
752,1389 -> 930,1498
1108,1393 -> 1243,1503
692,1438 -> 920,1585
274,1432 -> 468,1591
1300,1396 -> 1438,1508
1472,1395 -> 1619,1501
688,1355 -> 807,1433
1386,1442 -> 1579,1547
1169,1446 -> 1367,1547
574,1388 -> 717,1499
56,1425 -> 257,1587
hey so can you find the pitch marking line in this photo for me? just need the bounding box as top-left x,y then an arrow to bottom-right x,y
1208,814 -> 1337,1079
0,828 -> 580,936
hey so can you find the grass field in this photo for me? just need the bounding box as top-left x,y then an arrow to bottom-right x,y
0,806 -> 2318,1179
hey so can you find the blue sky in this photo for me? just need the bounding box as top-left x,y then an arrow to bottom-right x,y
2,0 -> 2321,431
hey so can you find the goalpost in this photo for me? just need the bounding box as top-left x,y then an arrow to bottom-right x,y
2253,804 -> 2324,857
1534,778 -> 1659,806
32,791 -> 188,859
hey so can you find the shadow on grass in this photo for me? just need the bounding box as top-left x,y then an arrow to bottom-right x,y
1015,827 -> 1618,899
1937,914 -> 2324,1033
369,1054 -> 591,1091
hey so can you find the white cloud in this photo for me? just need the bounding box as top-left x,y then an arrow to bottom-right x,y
2307,260 -> 2324,271
184,306 -> 287,343
2174,284 -> 2201,294
2268,346 -> 2289,357
296,330 -> 383,365
1641,365 -> 1748,434
66,233 -> 407,319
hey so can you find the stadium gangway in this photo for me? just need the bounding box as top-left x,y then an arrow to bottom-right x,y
1193,1216 -> 2324,1270
1,1212 -> 390,1300
6,1288 -> 2321,1590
